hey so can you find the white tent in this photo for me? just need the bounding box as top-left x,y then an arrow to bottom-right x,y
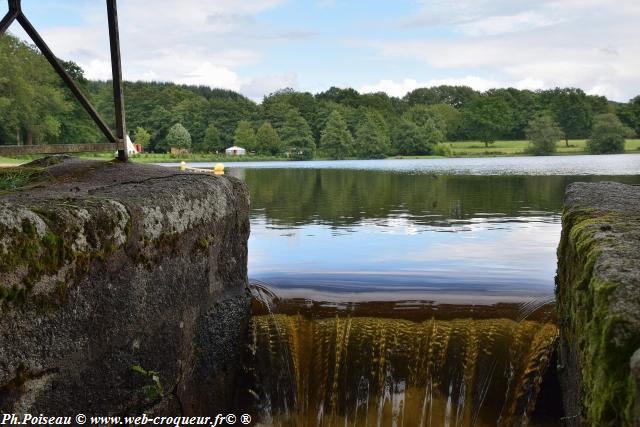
125,135 -> 138,155
225,146 -> 246,156
115,135 -> 140,156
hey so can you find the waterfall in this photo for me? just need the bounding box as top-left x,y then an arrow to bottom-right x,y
245,310 -> 558,426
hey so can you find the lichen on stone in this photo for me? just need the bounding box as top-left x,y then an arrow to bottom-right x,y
140,185 -> 229,241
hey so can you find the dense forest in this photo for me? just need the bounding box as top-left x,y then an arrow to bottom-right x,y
2,34 -> 640,159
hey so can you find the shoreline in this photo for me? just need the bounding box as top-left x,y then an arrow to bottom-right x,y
2,141 -> 639,166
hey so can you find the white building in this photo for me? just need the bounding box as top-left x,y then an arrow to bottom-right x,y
225,146 -> 246,156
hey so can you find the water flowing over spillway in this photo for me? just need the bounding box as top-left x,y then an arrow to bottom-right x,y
244,289 -> 558,427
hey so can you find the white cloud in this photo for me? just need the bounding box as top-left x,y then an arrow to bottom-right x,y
81,59 -> 113,81
175,62 -> 243,90
24,0 -> 303,98
456,11 -> 563,36
240,73 -> 299,101
404,0 -> 612,33
359,76 -> 545,98
367,1 -> 640,101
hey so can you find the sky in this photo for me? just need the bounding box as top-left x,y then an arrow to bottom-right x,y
4,0 -> 640,102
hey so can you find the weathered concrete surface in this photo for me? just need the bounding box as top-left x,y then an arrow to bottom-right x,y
0,156 -> 251,415
556,181 -> 640,427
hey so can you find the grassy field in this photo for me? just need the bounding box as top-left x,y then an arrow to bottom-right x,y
1,139 -> 639,166
0,156 -> 29,166
448,139 -> 640,157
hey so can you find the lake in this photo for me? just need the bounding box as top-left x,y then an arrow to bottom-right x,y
166,154 -> 640,426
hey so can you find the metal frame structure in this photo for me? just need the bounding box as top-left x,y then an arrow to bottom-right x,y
0,0 -> 128,161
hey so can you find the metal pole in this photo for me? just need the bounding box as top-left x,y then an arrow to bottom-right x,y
106,0 -> 127,161
15,13 -> 118,144
0,12 -> 17,34
0,0 -> 19,34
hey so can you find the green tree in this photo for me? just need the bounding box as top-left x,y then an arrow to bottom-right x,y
200,123 -> 223,153
133,127 -> 151,149
256,122 -> 282,155
57,61 -> 101,145
165,123 -> 191,150
586,114 -> 633,154
587,94 -> 611,115
147,106 -> 172,151
315,87 -> 362,108
403,85 -> 479,108
260,99 -> 294,134
320,111 -> 354,159
262,89 -> 317,134
419,104 -> 462,140
617,95 -> 640,137
353,114 -> 390,159
525,115 -> 564,155
233,120 -> 257,152
464,95 -> 514,147
208,97 -> 257,148
0,34 -> 69,145
393,119 -> 430,155
487,88 -> 539,140
549,88 -> 593,146
366,110 -> 392,142
173,96 -> 209,148
403,105 -> 449,136
314,101 -> 359,145
280,110 -> 316,160
422,117 -> 445,146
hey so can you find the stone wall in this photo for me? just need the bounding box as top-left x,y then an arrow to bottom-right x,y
556,181 -> 640,427
0,157 -> 251,415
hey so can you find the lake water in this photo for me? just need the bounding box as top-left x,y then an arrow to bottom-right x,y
219,155 -> 640,308
164,154 -> 640,426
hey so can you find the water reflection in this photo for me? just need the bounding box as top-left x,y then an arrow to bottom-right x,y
241,170 -> 639,302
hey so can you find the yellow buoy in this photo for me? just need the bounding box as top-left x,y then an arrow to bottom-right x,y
180,161 -> 187,171
213,163 -> 225,175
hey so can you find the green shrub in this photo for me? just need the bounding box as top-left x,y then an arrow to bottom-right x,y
587,114 -> 634,154
433,143 -> 452,157
526,114 -> 564,155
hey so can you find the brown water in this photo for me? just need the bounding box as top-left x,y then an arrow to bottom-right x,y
245,293 -> 558,427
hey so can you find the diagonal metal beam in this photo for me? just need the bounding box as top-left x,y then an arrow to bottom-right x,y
15,11 -> 118,145
106,0 -> 127,161
0,5 -> 18,34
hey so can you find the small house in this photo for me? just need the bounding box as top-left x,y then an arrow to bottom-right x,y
225,146 -> 246,156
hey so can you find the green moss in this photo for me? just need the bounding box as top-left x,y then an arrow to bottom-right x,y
1,201 -> 131,306
196,237 -> 210,252
556,207 -> 639,426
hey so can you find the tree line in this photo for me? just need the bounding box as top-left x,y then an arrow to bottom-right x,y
1,34 -> 639,158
